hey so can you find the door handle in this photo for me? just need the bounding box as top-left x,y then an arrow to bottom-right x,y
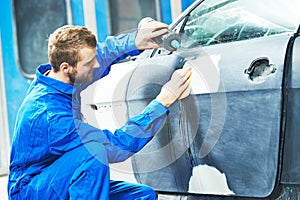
244,57 -> 277,82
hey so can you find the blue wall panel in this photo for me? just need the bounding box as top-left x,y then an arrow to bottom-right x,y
160,0 -> 172,25
95,0 -> 109,41
71,0 -> 85,26
0,0 -> 30,140
181,0 -> 195,11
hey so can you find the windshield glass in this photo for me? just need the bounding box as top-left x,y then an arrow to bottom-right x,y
181,0 -> 300,47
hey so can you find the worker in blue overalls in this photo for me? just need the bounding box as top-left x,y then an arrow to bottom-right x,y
8,20 -> 192,199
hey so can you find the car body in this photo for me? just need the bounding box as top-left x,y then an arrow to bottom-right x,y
81,0 -> 300,199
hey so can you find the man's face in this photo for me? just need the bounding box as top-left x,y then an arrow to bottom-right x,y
71,47 -> 99,84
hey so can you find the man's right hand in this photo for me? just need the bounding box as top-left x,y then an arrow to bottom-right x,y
156,67 -> 192,108
135,18 -> 168,50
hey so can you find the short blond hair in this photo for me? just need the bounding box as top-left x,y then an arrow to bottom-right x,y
48,25 -> 96,72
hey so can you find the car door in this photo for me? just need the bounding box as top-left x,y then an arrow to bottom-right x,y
130,0 -> 299,198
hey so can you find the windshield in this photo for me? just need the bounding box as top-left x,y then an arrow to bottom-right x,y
181,0 -> 300,47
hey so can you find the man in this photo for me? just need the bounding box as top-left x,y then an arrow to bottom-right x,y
8,21 -> 191,199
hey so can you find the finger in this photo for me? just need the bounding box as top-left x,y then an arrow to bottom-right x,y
179,79 -> 190,92
145,41 -> 161,49
151,28 -> 168,36
144,21 -> 168,29
174,66 -> 192,76
177,75 -> 191,91
178,70 -> 192,88
174,67 -> 192,80
183,68 -> 192,79
177,79 -> 191,99
177,69 -> 192,88
168,67 -> 192,87
182,66 -> 192,74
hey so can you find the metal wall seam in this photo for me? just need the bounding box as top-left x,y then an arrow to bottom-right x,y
0,35 -> 10,175
160,0 -> 172,25
82,0 -> 98,39
170,0 -> 182,20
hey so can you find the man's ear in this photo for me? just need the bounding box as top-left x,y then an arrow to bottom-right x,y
60,62 -> 71,74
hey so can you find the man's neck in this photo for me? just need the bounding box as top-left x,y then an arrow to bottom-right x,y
46,70 -> 72,85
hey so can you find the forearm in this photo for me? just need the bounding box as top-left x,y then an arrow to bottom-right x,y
95,32 -> 141,74
75,32 -> 142,92
105,99 -> 169,163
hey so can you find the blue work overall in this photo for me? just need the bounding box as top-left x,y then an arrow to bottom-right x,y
8,33 -> 169,199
